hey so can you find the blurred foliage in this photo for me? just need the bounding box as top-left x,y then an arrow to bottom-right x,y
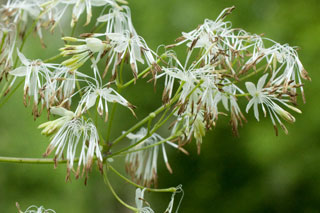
1,0 -> 320,212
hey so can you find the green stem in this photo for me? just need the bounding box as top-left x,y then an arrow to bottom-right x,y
235,66 -> 266,83
105,96 -> 120,143
103,166 -> 137,212
43,53 -> 62,63
110,80 -> 187,148
0,156 -> 75,164
120,54 -> 167,89
108,164 -> 176,193
110,98 -> 176,147
71,21 -> 77,37
92,22 -> 107,33
0,32 -> 7,52
109,134 -> 179,158
105,51 -> 127,143
151,107 -> 178,132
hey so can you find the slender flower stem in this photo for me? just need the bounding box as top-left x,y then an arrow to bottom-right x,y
120,54 -> 167,89
105,95 -> 121,143
110,94 -> 179,147
103,166 -> 137,212
110,80 -> 189,149
108,164 -> 176,193
92,22 -> 107,33
151,107 -> 178,132
105,51 -> 127,143
234,66 -> 266,84
71,21 -> 77,37
0,32 -> 7,52
0,156 -> 76,164
109,134 -> 179,158
43,53 -> 63,63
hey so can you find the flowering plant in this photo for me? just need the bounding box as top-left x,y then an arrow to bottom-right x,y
0,1 -> 310,212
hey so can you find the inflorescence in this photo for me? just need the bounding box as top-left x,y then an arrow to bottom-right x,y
0,1 -> 310,212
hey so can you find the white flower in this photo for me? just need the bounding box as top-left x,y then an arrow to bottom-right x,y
17,204 -> 56,213
160,59 -> 199,104
105,30 -> 156,79
59,0 -> 121,27
60,36 -> 109,71
164,185 -> 183,213
0,23 -> 16,79
9,50 -> 56,118
135,188 -> 154,213
38,107 -> 75,136
77,79 -> 135,120
43,117 -> 103,181
52,66 -> 77,106
125,128 -> 187,187
97,6 -> 133,34
0,0 -> 40,24
172,110 -> 206,154
245,74 -> 301,134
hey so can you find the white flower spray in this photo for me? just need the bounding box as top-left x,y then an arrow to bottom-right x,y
0,2 -> 310,212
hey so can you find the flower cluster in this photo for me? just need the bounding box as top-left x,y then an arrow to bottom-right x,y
0,1 -> 310,212
160,6 -> 310,153
59,5 -> 158,82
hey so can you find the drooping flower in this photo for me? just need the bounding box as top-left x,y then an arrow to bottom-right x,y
60,0 -> 124,27
42,117 -> 103,182
164,185 -> 183,213
97,5 -> 133,34
16,203 -> 56,213
52,66 -> 89,107
135,188 -> 154,213
104,30 -> 157,80
125,128 -> 187,187
0,23 -> 16,80
9,50 -> 56,118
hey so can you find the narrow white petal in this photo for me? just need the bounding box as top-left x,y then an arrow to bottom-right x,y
245,82 -> 257,96
257,74 -> 268,91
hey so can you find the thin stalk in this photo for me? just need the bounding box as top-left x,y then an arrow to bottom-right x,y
109,134 -> 179,158
110,99 -> 175,147
108,164 -> 176,193
105,52 -> 127,143
103,167 -> 137,212
235,66 -> 266,83
151,107 -> 178,132
120,54 -> 167,89
108,134 -> 150,158
71,21 -> 77,37
0,32 -> 7,52
0,156 -> 75,164
92,22 -> 107,33
43,53 -> 62,63
110,81 -> 186,147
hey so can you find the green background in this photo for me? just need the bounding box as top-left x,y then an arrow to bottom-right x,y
1,0 -> 320,212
